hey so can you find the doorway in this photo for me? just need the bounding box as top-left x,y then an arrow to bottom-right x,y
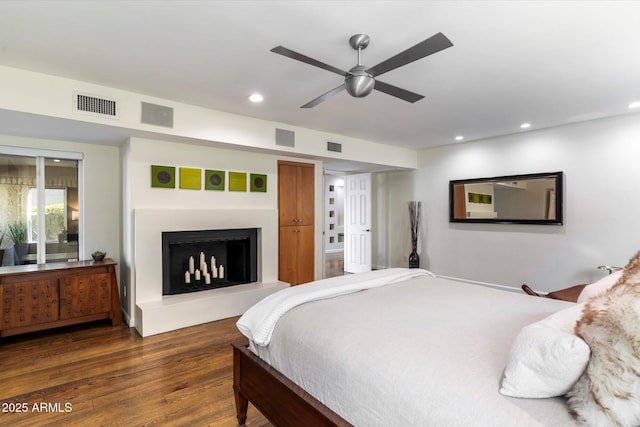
344,173 -> 372,273
324,173 -> 345,278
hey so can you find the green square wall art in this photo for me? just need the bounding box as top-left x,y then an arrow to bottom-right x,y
228,171 -> 247,192
250,173 -> 267,192
205,170 -> 225,191
468,192 -> 492,204
179,167 -> 202,190
151,165 -> 175,188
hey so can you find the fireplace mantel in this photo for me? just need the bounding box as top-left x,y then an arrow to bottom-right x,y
132,208 -> 287,337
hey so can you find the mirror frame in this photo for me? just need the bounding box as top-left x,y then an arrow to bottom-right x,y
449,171 -> 563,225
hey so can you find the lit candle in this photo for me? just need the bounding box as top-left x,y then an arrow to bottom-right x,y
195,269 -> 201,281
211,255 -> 216,271
219,265 -> 224,279
185,271 -> 191,284
205,273 -> 211,284
200,252 -> 205,267
212,266 -> 218,279
202,262 -> 208,275
188,256 -> 195,274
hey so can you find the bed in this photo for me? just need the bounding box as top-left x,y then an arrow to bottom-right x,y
233,268 -> 586,426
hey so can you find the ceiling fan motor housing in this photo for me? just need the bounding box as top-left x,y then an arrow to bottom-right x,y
345,65 -> 375,97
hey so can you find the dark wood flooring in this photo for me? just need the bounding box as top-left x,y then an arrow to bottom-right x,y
0,317 -> 270,427
0,253 -> 346,426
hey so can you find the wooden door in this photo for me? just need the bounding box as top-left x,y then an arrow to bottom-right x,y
278,163 -> 298,226
344,173 -> 372,273
296,225 -> 315,284
278,160 -> 315,286
453,184 -> 467,219
297,165 -> 315,226
278,226 -> 298,286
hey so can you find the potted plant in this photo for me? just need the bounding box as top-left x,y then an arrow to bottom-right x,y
91,250 -> 106,262
7,221 -> 28,265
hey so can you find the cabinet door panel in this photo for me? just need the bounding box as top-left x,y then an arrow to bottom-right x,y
278,227 -> 298,286
297,166 -> 315,226
1,280 -> 59,329
296,226 -> 315,285
60,273 -> 111,319
278,161 -> 315,286
278,163 -> 298,226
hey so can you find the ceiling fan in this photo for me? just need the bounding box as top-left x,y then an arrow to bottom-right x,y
270,32 -> 453,108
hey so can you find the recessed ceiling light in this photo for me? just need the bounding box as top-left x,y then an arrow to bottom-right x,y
248,93 -> 264,103
629,101 -> 640,109
520,123 -> 531,129
455,135 -> 464,141
53,159 -> 61,162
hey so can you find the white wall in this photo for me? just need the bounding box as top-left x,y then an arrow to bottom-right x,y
386,113 -> 640,292
123,137 -> 324,325
0,64 -> 421,325
0,65 -> 419,171
372,170 -> 416,269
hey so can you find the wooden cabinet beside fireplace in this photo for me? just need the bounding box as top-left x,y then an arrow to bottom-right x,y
0,259 -> 122,338
278,160 -> 314,286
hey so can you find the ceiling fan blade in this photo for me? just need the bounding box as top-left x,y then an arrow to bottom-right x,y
271,46 -> 349,77
367,32 -> 453,77
374,80 -> 424,103
301,85 -> 345,108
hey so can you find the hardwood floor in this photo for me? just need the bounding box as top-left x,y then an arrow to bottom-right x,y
0,257 -> 348,427
325,251 -> 344,278
0,318 -> 271,427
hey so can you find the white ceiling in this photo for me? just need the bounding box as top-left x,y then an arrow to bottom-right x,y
0,1 -> 639,152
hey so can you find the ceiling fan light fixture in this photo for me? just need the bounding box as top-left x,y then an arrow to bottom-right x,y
345,66 -> 375,98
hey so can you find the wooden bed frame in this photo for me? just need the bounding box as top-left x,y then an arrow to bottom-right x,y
232,341 -> 352,426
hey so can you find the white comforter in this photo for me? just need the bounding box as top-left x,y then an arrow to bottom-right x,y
237,268 -> 434,346
241,269 -> 580,427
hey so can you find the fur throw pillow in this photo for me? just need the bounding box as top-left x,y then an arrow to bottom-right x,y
567,251 -> 640,427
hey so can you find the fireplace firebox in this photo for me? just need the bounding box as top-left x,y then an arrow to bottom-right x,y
162,228 -> 258,295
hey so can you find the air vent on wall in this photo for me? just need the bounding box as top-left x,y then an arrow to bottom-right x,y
275,128 -> 295,147
141,102 -> 174,128
327,141 -> 342,153
74,92 -> 119,119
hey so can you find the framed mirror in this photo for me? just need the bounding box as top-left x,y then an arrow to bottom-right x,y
449,171 -> 563,225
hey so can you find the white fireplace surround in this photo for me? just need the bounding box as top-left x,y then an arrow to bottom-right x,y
133,208 -> 287,337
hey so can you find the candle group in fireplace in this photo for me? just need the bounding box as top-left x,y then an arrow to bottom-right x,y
185,252 -> 225,284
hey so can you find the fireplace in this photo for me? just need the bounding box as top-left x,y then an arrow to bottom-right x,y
162,228 -> 258,295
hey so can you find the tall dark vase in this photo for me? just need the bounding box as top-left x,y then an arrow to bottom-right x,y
409,250 -> 420,268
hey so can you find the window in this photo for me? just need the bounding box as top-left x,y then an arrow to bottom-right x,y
0,148 -> 82,266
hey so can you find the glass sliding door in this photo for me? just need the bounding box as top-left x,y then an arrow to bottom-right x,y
0,150 -> 81,267
0,154 -> 36,265
44,158 -> 79,263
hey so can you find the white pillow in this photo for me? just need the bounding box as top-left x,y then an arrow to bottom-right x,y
500,303 -> 590,398
576,270 -> 623,303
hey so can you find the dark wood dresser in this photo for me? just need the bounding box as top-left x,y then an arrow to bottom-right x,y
0,259 -> 122,338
